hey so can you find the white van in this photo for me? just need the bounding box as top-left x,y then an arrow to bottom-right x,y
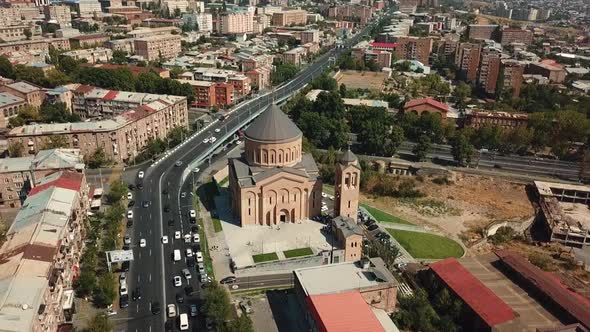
173,249 -> 181,262
179,313 -> 189,330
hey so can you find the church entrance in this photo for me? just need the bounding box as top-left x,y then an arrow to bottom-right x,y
279,209 -> 290,223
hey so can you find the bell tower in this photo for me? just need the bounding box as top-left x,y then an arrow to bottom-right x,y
334,148 -> 361,219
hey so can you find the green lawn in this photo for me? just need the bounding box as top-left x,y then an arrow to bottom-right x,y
212,216 -> 222,233
360,203 -> 413,225
252,252 -> 279,263
193,195 -> 215,279
386,229 -> 464,259
283,247 -> 314,259
323,184 -> 335,195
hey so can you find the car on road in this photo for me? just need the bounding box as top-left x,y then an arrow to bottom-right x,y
127,210 -> 133,219
210,137 -> 217,143
165,320 -> 173,332
220,276 -> 236,284
137,182 -> 143,189
179,313 -> 189,331
191,225 -> 199,233
161,236 -> 168,244
176,293 -> 184,303
202,138 -> 210,144
173,276 -> 182,287
168,219 -> 175,226
142,200 -> 150,208
139,239 -> 146,247
182,268 -> 192,280
193,167 -> 200,173
138,171 -> 144,179
200,273 -> 210,283
120,294 -> 129,308
196,251 -> 203,263
184,234 -> 191,244
214,128 -> 221,133
189,210 -> 196,219
192,233 -> 200,243
132,287 -> 141,301
128,183 -> 135,190
190,304 -> 198,317
127,200 -> 135,208
174,231 -> 181,239
186,256 -> 195,267
167,304 -> 177,318
198,263 -> 205,275
321,192 -> 327,198
175,161 -> 183,167
173,249 -> 181,262
162,189 -> 168,195
151,301 -> 160,315
185,248 -> 193,257
119,272 -> 127,283
164,205 -> 171,212
127,192 -> 133,200
184,285 -> 194,296
181,192 -> 186,198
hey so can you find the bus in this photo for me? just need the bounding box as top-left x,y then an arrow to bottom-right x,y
179,313 -> 189,330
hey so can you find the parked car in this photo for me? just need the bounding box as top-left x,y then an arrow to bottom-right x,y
367,224 -> 379,231
190,304 -> 198,317
173,276 -> 182,287
175,293 -> 184,303
120,294 -> 129,308
196,251 -> 204,263
138,171 -> 144,179
151,301 -> 160,315
167,304 -> 177,318
182,268 -> 192,280
239,301 -> 253,314
220,276 -> 237,284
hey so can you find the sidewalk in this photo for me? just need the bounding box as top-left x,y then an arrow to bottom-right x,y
200,202 -> 233,279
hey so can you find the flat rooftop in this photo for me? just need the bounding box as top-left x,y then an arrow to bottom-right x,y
535,181 -> 590,197
294,258 -> 397,296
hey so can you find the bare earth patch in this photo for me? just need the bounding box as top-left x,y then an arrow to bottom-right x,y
361,173 -> 535,239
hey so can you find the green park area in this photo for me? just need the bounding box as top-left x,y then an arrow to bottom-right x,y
360,203 -> 413,225
283,247 -> 314,259
252,252 -> 279,263
387,229 -> 464,259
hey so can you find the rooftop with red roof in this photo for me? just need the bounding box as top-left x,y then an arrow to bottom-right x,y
371,42 -> 397,49
307,291 -> 385,332
430,258 -> 517,327
404,97 -> 449,112
28,171 -> 83,196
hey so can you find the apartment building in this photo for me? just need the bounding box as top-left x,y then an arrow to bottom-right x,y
242,54 -> 274,90
8,95 -> 188,163
455,42 -> 482,83
301,30 -> 320,44
61,47 -> 113,64
272,10 -> 307,27
77,0 -> 102,17
214,83 -> 234,108
328,4 -> 373,25
0,92 -> 26,130
133,34 -> 181,61
352,48 -> 392,69
180,80 -> 234,108
478,47 -> 502,95
467,24 -> 499,41
0,81 -> 46,109
127,26 -> 180,39
189,68 -> 251,97
181,12 -> 213,32
500,28 -> 533,46
0,39 -> 70,55
501,59 -> 524,97
394,36 -> 432,65
69,34 -> 109,48
0,149 -> 85,209
0,24 -> 41,42
43,5 -> 72,27
219,12 -> 254,34
0,169 -> 88,332
0,6 -> 40,27
465,110 -> 528,129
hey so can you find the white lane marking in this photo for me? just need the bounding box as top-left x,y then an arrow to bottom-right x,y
149,274 -> 152,282
136,304 -> 139,313
138,252 -> 141,259
149,249 -> 152,256
138,275 -> 141,283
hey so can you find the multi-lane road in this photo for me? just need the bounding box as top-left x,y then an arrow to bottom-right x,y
115,13 -> 388,332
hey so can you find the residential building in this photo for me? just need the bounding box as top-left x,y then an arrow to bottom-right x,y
301,30 -> 319,44
467,24 -> 499,41
0,81 -> 45,109
182,80 -> 215,108
219,12 -> 254,34
44,5 -> 72,27
181,12 -> 213,32
281,47 -> 306,65
189,68 -> 251,97
61,47 -> 112,64
525,61 -> 566,83
404,97 -> 449,118
0,39 -> 70,55
0,24 -> 41,42
478,47 -> 502,95
0,170 -> 89,331
500,29 -> 533,46
7,94 -> 188,163
127,26 -> 180,39
69,34 -> 109,48
0,92 -> 26,130
455,42 -> 482,82
133,34 -> 181,61
0,149 -> 85,209
394,36 -> 432,65
77,0 -> 102,17
228,104 -> 322,226
500,60 -> 524,97
272,10 -> 307,27
214,83 -> 234,108
465,111 -> 528,129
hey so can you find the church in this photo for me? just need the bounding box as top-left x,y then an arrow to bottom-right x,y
228,103 -> 361,227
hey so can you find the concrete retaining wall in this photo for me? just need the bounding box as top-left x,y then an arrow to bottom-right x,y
235,254 -> 325,276
485,217 -> 535,236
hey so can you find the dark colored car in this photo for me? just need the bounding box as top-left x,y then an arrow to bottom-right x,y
142,201 -> 150,208
120,294 -> 129,308
164,205 -> 171,212
220,276 -> 237,284
184,285 -> 194,296
151,301 -> 160,315
137,183 -> 143,190
132,287 -> 141,301
168,219 -> 174,226
128,183 -> 135,190
162,189 -> 168,195
128,200 -> 135,208
367,224 -> 379,231
186,256 -> 195,267
176,293 -> 184,303
165,320 -> 173,332
191,225 -> 199,233
121,261 -> 130,272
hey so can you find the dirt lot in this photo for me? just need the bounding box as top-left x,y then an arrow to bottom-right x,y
335,70 -> 389,91
361,173 -> 535,239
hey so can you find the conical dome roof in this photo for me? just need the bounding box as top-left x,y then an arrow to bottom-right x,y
244,103 -> 302,142
340,148 -> 358,164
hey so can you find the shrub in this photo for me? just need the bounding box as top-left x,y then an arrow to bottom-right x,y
432,176 -> 452,185
489,226 -> 515,245
529,252 -> 553,271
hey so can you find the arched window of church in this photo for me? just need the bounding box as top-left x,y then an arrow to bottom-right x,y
264,153 -> 267,163
291,151 -> 294,160
271,154 -> 274,163
279,154 -> 282,163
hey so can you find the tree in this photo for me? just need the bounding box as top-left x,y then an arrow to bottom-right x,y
393,289 -> 440,332
23,28 -> 32,40
309,73 -> 337,91
339,83 -> 347,97
85,147 -> 109,168
8,141 -> 24,157
41,135 -> 68,149
93,273 -> 116,307
227,314 -> 254,332
271,61 -> 299,85
74,269 -> 96,298
384,125 -> 405,156
202,283 -> 231,329
86,313 -> 113,332
45,69 -> 71,88
451,131 -> 475,166
111,50 -> 128,64
413,134 -> 431,161
167,126 -> 188,147
40,102 -> 80,123
0,56 -> 15,79
452,82 -> 471,115
59,56 -> 81,75
106,180 -> 127,204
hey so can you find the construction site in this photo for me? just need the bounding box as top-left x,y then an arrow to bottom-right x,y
534,181 -> 590,247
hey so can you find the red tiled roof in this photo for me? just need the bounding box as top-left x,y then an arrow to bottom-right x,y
103,90 -> 119,101
430,258 -> 516,327
307,291 -> 385,332
495,250 -> 590,329
371,42 -> 397,49
404,97 -> 449,112
29,171 -> 83,196
75,85 -> 95,93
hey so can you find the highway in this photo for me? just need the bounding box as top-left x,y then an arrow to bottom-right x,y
117,13 -> 389,332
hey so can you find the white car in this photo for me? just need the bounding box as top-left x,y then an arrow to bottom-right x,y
127,210 -> 133,219
181,192 -> 186,198
139,239 -> 146,247
167,304 -> 177,318
202,138 -> 210,144
161,236 -> 168,244
185,248 -> 193,257
193,233 -> 200,243
173,276 -> 182,287
210,137 -> 217,143
192,168 -> 200,173
214,128 -> 221,133
182,268 -> 192,280
174,231 -> 181,240
189,210 -> 196,219
127,192 -> 133,200
184,234 -> 191,244
321,192 -> 327,198
138,171 -> 144,179
196,251 -> 204,263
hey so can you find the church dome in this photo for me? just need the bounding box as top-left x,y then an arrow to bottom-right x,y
340,148 -> 358,164
244,103 -> 302,143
